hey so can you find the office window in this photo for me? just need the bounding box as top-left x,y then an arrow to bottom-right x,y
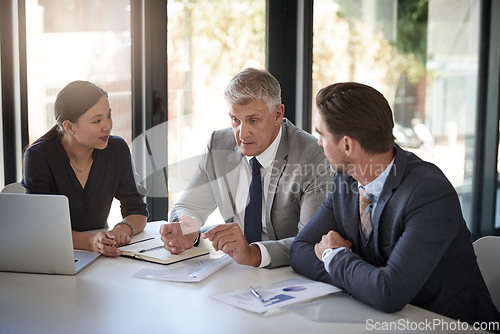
25,0 -> 132,145
313,0 -> 480,228
166,0 -> 266,216
497,129 -> 500,229
0,69 -> 3,187
25,0 -> 132,223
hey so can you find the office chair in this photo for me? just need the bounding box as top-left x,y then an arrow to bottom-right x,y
473,236 -> 500,310
0,182 -> 26,194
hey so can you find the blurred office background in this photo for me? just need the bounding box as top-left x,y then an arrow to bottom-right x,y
1,0 -> 499,238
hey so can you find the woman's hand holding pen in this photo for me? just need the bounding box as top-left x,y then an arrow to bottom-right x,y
90,231 -> 121,257
110,228 -> 132,247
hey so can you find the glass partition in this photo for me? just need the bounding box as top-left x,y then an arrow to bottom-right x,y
25,0 -> 132,223
166,0 -> 266,218
313,0 -> 480,228
25,0 -> 132,145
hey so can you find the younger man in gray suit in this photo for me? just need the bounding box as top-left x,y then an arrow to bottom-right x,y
160,68 -> 332,268
290,82 -> 500,326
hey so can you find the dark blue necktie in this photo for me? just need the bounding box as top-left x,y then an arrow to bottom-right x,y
244,157 -> 262,243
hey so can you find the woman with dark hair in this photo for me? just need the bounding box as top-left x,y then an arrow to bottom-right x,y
22,81 -> 148,257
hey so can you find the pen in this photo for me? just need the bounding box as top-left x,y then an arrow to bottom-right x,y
117,237 -> 155,248
139,245 -> 164,253
127,237 -> 155,246
249,286 -> 266,303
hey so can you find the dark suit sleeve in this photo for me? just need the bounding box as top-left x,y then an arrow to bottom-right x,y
292,165 -> 469,314
290,189 -> 336,285
329,172 -> 460,313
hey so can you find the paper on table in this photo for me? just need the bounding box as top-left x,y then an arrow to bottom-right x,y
131,254 -> 233,282
210,278 -> 341,314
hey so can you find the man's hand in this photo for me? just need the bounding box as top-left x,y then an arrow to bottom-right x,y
159,223 -> 191,253
177,214 -> 201,235
160,214 -> 200,254
202,223 -> 261,267
314,230 -> 352,261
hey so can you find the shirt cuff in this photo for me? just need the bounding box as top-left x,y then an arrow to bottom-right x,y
254,242 -> 271,268
323,247 -> 348,273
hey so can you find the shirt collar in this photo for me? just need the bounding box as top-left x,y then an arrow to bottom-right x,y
361,157 -> 395,199
245,126 -> 282,169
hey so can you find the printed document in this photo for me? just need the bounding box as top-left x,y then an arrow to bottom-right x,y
211,278 -> 341,314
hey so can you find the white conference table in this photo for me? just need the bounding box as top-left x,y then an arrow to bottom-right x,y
0,222 -> 487,334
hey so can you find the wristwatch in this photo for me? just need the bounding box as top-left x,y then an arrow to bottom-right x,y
321,248 -> 334,262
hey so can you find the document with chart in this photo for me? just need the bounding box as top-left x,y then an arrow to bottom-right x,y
211,278 -> 341,314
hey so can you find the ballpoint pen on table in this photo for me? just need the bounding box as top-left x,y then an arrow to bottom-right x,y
126,237 -> 155,246
139,245 -> 164,253
249,286 -> 266,303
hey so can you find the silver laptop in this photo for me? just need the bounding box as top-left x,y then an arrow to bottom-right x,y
0,193 -> 100,275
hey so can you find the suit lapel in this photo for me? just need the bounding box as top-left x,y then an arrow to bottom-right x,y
345,184 -> 363,248
222,147 -> 243,223
371,145 -> 407,251
266,121 -> 288,239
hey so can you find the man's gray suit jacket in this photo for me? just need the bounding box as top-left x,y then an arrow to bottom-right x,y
170,118 -> 333,268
